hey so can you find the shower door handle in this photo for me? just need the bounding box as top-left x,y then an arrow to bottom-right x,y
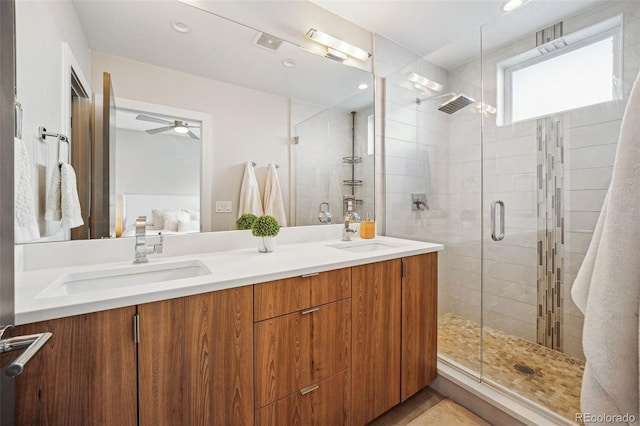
491,200 -> 505,241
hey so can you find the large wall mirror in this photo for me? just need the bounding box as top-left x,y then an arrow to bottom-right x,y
15,0 -> 374,244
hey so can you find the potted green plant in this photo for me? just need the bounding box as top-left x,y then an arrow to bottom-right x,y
251,215 -> 280,253
236,213 -> 257,230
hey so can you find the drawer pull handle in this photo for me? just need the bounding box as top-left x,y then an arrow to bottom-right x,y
299,383 -> 319,395
301,273 -> 319,278
300,307 -> 319,315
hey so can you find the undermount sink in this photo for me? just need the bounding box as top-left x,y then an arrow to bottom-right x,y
327,241 -> 401,253
37,259 -> 211,299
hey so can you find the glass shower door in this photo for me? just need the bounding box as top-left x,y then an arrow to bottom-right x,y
480,0 -> 639,421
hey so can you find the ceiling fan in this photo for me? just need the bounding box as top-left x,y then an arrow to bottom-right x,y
135,114 -> 200,140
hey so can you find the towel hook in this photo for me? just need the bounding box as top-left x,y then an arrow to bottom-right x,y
39,127 -> 70,164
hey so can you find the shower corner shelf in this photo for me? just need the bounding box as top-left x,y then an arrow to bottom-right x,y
343,179 -> 363,186
342,156 -> 363,164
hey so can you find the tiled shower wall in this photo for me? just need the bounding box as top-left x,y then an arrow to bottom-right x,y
294,105 -> 374,226
383,1 -> 640,360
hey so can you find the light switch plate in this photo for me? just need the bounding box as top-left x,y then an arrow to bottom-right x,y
215,201 -> 232,213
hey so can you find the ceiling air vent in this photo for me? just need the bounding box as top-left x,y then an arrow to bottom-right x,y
253,32 -> 283,52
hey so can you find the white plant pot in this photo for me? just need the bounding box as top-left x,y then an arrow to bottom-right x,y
257,236 -> 276,253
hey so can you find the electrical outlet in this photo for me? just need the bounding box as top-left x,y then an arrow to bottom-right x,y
216,201 -> 232,213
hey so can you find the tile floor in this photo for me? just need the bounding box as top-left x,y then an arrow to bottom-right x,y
438,313 -> 585,423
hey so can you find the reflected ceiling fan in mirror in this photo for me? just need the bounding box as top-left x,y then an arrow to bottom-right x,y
135,114 -> 201,140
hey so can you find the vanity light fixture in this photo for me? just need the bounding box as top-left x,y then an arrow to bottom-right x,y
170,20 -> 191,34
407,72 -> 443,93
502,0 -> 526,12
358,83 -> 369,90
306,28 -> 371,61
174,122 -> 189,134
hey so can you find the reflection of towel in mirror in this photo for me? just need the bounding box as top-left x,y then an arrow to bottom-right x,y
238,161 -> 263,218
264,163 -> 287,227
45,163 -> 84,229
571,70 -> 640,424
14,138 -> 40,242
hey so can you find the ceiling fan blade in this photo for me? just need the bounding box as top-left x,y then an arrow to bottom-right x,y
136,114 -> 172,125
187,125 -> 201,129
146,126 -> 174,134
187,130 -> 200,140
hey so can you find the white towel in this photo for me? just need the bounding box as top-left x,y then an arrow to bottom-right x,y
263,163 -> 287,227
14,138 -> 40,243
572,70 -> 640,425
238,161 -> 263,218
45,163 -> 84,230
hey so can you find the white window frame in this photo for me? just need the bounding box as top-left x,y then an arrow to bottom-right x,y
497,15 -> 623,126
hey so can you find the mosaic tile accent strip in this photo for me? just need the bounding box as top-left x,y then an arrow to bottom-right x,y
438,313 -> 584,423
536,22 -> 566,352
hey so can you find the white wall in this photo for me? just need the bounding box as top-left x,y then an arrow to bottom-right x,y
115,128 -> 199,196
16,0 -> 90,239
91,52 -> 290,232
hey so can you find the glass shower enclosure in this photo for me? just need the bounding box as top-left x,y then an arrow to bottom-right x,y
383,0 -> 640,422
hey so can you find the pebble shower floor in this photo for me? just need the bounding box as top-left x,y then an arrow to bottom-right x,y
437,313 -> 585,423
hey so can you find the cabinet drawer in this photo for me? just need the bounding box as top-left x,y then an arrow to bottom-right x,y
254,268 -> 351,321
256,370 -> 351,426
255,299 -> 351,408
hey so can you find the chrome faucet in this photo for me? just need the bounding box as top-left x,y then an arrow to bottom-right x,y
342,216 -> 356,241
134,216 -> 163,264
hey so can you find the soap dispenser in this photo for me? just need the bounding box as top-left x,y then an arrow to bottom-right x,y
360,213 -> 376,239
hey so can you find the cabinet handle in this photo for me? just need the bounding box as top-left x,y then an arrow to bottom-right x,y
299,383 -> 319,395
300,307 -> 319,315
301,273 -> 319,278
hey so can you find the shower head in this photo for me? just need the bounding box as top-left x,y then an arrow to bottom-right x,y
415,92 -> 475,114
438,94 -> 475,114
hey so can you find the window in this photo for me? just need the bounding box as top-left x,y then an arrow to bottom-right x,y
497,16 -> 622,126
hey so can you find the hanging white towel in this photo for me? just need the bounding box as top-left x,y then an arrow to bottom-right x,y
263,163 -> 287,227
44,163 -> 62,222
14,138 -> 40,242
45,163 -> 84,230
238,161 -> 263,218
572,70 -> 640,425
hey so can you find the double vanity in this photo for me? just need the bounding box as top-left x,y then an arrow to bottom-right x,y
14,229 -> 442,425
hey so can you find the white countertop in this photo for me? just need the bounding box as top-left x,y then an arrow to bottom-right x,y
15,236 -> 443,325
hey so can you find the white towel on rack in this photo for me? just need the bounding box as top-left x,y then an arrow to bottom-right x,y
238,161 -> 263,218
14,138 -> 40,242
572,70 -> 640,424
45,163 -> 84,229
263,163 -> 287,227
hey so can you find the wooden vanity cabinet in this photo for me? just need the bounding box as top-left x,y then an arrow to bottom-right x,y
15,307 -> 138,426
352,259 -> 402,425
351,253 -> 438,425
254,268 -> 352,425
137,285 -> 254,426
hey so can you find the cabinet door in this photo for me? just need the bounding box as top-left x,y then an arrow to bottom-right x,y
256,370 -> 351,426
255,299 -> 351,408
138,286 -> 254,426
351,260 -> 401,426
15,307 -> 137,426
401,253 -> 438,401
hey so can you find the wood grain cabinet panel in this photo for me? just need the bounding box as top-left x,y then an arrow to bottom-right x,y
138,286 -> 254,426
15,307 -> 138,426
255,299 -> 351,408
401,253 -> 438,401
256,371 -> 351,426
351,260 -> 402,426
254,268 -> 350,321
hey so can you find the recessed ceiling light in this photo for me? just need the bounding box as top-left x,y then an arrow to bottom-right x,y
171,20 -> 191,34
282,59 -> 296,68
502,0 -> 525,12
358,83 -> 368,90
